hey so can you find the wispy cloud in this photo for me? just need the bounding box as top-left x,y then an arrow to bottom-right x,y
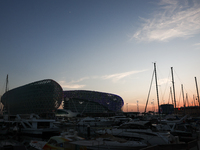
59,70 -> 147,88
158,78 -> 170,85
193,43 -> 200,50
132,0 -> 200,42
61,83 -> 85,89
193,43 -> 200,46
102,70 -> 147,82
59,77 -> 89,89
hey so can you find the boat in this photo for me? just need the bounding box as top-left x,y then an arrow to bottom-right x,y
96,120 -> 171,145
108,115 -> 132,125
30,129 -> 86,150
77,117 -> 113,127
70,133 -> 147,150
3,114 -> 60,136
164,122 -> 199,143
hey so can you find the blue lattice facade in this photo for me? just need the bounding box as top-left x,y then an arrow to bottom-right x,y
1,79 -> 63,115
63,90 -> 124,114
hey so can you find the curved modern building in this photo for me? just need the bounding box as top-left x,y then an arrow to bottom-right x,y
63,90 -> 124,114
1,79 -> 63,115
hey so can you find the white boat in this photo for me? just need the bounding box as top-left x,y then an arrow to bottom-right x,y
77,117 -> 113,127
96,120 -> 171,146
70,134 -> 147,150
110,115 -> 132,125
4,114 -> 60,135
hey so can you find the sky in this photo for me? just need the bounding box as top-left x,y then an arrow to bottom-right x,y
0,0 -> 200,113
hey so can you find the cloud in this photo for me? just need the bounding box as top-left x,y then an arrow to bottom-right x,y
102,70 -> 147,82
158,78 -> 170,85
61,84 -> 85,89
59,77 -> 89,89
59,70 -> 147,88
132,0 -> 200,42
194,43 -> 200,46
193,43 -> 200,50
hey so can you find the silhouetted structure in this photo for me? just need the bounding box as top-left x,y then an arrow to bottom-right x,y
159,104 -> 174,114
1,79 -> 63,115
63,90 -> 124,115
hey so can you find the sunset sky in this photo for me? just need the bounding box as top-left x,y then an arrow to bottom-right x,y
0,0 -> 200,112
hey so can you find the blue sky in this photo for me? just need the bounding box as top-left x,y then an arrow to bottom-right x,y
0,0 -> 200,112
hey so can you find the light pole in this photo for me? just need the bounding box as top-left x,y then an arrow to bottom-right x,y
126,103 -> 128,112
137,101 -> 139,112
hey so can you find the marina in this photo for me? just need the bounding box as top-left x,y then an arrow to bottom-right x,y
0,113 -> 200,150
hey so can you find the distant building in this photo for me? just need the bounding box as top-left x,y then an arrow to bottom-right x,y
63,90 -> 124,116
176,106 -> 200,116
159,104 -> 174,114
1,79 -> 63,116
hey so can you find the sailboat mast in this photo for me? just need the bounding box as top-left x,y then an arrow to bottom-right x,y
144,70 -> 154,113
193,95 -> 196,106
170,87 -> 173,105
181,84 -> 186,115
195,77 -> 200,106
171,67 -> 176,112
154,63 -> 160,117
186,93 -> 189,107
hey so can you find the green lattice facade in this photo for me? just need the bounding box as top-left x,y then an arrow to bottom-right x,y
1,79 -> 63,115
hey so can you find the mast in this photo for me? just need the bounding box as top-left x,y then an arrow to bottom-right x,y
5,74 -> 8,93
5,74 -> 10,117
144,70 -> 154,113
181,84 -> 186,115
193,95 -> 196,106
170,87 -> 173,105
154,63 -> 160,118
171,67 -> 176,113
186,93 -> 189,107
195,77 -> 200,106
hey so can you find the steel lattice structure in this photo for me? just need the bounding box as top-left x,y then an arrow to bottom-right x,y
1,79 -> 63,115
63,90 -> 124,114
